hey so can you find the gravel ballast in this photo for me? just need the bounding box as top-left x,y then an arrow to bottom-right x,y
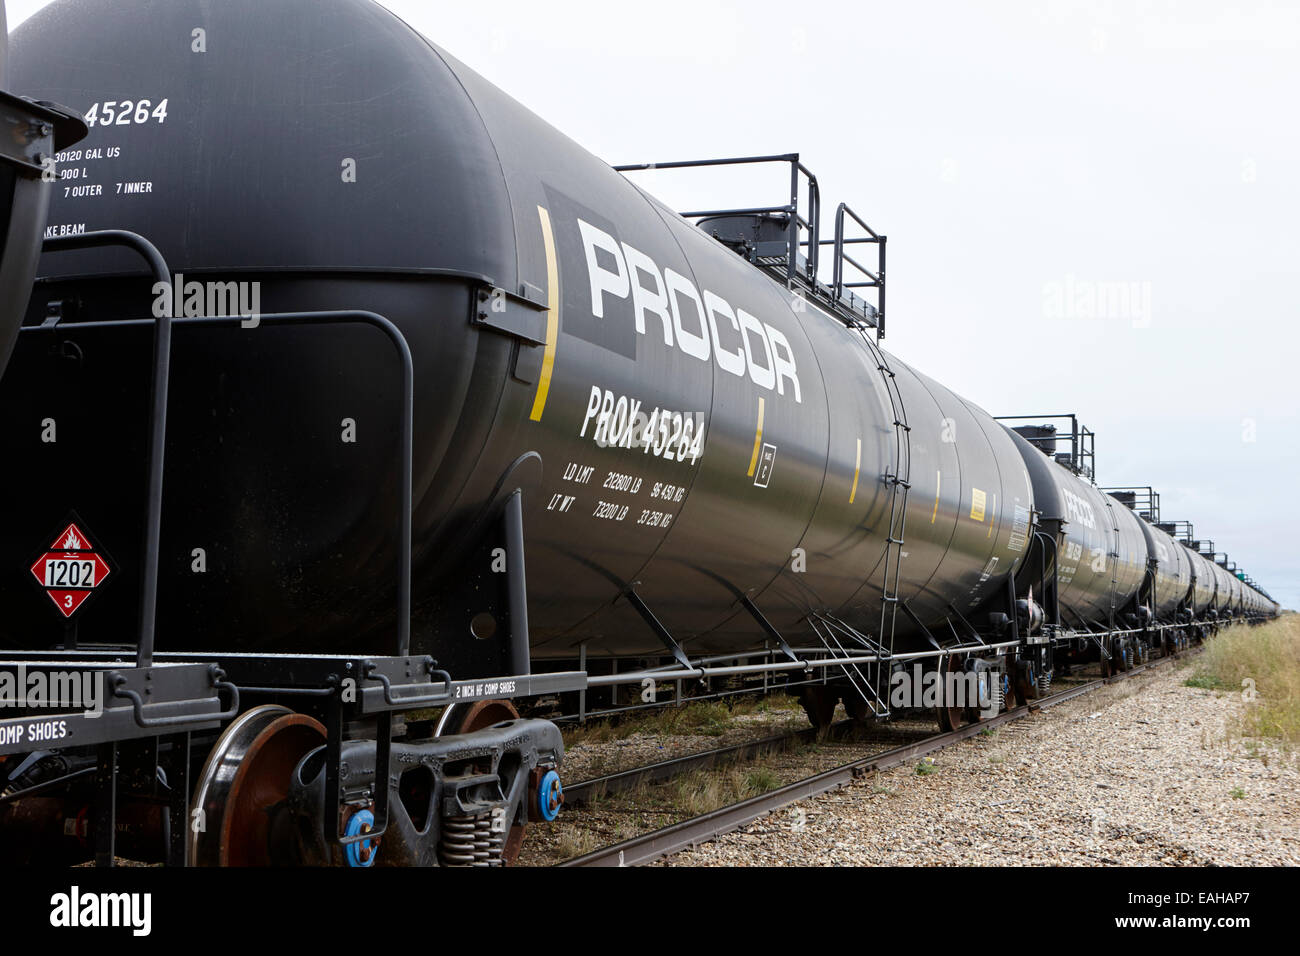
662,662 -> 1300,866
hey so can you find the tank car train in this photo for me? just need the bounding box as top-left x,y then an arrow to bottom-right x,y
0,0 -> 1278,867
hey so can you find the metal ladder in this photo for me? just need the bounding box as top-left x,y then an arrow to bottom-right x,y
808,612 -> 891,716
1101,496 -> 1122,628
856,326 -> 911,711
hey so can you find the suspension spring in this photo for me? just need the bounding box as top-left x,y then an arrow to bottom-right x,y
438,811 -> 506,867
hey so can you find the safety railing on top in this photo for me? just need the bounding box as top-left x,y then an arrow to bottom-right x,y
827,202 -> 887,336
613,154 -> 888,338
994,413 -> 1096,481
1103,486 -> 1162,524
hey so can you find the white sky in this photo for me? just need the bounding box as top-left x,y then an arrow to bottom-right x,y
9,0 -> 1299,607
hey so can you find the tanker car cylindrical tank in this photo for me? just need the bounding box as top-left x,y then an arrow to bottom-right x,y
1124,510 -> 1190,621
1186,548 -> 1215,615
1005,429 -> 1146,628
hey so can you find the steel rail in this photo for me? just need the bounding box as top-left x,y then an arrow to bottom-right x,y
562,652 -> 1190,867
564,720 -> 864,806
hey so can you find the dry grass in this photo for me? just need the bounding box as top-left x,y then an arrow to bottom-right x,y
562,693 -> 801,747
1190,615 -> 1300,748
672,764 -> 785,815
554,828 -> 601,859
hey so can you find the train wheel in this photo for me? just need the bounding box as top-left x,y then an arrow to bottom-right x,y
842,690 -> 875,723
1100,638 -> 1116,678
1015,659 -> 1038,702
936,656 -> 968,732
433,698 -> 520,737
436,699 -> 528,864
797,685 -> 838,730
190,705 -> 327,866
1001,657 -> 1020,711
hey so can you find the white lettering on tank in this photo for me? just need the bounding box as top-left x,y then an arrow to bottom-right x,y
621,242 -> 674,346
578,220 -> 629,318
577,218 -> 801,402
664,268 -> 711,362
736,308 -> 775,391
702,290 -> 746,377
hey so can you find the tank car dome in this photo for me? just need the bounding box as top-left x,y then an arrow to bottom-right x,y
10,0 -> 516,284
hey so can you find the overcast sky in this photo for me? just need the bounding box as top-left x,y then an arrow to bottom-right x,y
10,0 -> 1299,607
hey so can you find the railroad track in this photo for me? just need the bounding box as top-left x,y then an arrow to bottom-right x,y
564,719 -> 861,806
560,652 -> 1189,867
562,671 -> 1097,806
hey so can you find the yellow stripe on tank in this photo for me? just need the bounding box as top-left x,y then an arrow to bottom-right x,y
747,397 -> 766,477
529,205 -> 561,422
849,437 -> 862,504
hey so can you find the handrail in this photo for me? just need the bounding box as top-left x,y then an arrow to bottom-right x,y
994,413 -> 1096,480
20,308 -> 415,660
110,665 -> 240,728
831,202 -> 887,337
615,156 -> 890,335
40,231 -> 172,668
614,153 -> 821,284
42,230 -> 170,285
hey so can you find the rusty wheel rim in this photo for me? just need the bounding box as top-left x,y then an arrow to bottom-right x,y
936,655 -> 967,732
190,705 -> 326,866
438,698 -> 526,864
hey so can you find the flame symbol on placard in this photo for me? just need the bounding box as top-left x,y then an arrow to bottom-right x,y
62,528 -> 83,550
